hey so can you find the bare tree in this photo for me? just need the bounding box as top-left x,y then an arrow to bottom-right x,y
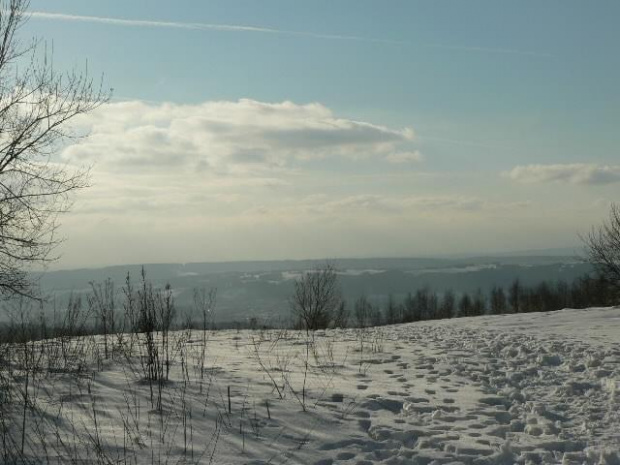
438,290 -> 455,320
383,294 -> 397,324
194,286 -> 216,392
490,286 -> 507,315
88,278 -> 115,359
290,263 -> 342,332
0,0 -> 109,297
354,295 -> 372,328
583,203 -> 620,302
333,300 -> 349,328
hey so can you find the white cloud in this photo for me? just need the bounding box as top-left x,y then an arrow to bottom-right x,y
386,150 -> 423,164
303,195 -> 403,214
506,164 -> 620,185
403,196 -> 484,211
63,99 -> 414,175
245,194 -> 528,218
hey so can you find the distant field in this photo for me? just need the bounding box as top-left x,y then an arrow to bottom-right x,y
35,255 -> 591,324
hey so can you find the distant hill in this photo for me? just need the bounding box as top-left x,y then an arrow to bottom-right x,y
30,253 -> 591,325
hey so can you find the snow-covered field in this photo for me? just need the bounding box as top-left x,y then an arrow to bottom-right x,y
3,307 -> 620,464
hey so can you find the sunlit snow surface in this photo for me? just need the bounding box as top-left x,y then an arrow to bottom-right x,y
7,307 -> 620,464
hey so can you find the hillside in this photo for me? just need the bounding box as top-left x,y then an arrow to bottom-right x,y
3,306 -> 619,464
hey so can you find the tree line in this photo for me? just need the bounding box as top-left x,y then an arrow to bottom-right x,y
290,262 -> 617,331
290,204 -> 620,332
353,273 -> 615,328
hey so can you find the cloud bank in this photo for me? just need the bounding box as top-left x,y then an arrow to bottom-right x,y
506,164 -> 620,185
243,194 -> 530,220
386,151 -> 423,164
63,99 -> 414,175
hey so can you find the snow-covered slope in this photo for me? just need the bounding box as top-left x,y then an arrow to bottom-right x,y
7,307 -> 620,464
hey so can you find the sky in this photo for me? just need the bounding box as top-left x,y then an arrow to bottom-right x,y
22,1 -> 620,269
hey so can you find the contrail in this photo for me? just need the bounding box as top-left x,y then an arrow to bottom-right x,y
30,11 -> 551,57
424,43 -> 552,58
29,11 -> 399,44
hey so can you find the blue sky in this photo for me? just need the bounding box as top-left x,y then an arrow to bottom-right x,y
24,1 -> 620,268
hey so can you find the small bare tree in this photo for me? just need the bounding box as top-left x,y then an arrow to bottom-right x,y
290,263 -> 342,333
0,0 -> 109,298
88,278 -> 115,359
583,203 -> 620,303
354,295 -> 372,328
193,286 -> 216,392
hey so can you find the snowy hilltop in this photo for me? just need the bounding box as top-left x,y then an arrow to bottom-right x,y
2,307 -> 620,464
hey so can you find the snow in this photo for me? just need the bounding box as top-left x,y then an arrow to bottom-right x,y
5,307 -> 620,464
405,264 -> 499,276
282,269 -> 386,280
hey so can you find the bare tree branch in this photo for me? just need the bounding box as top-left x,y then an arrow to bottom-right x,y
582,203 -> 620,304
0,0 -> 109,298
